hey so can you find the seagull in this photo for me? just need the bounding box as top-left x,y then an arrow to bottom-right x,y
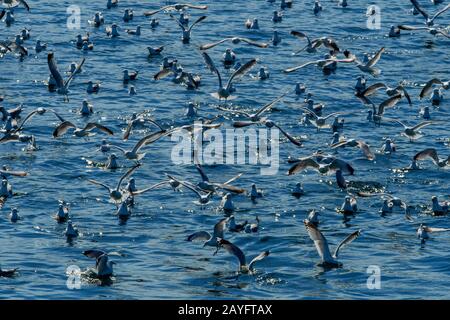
391,119 -> 435,142
244,216 -> 259,233
353,47 -> 385,76
83,250 -> 118,279
358,82 -> 412,105
431,196 -> 448,215
9,207 -> 20,222
272,30 -> 281,46
339,196 -> 358,214
187,217 -> 228,249
166,174 -> 214,205
430,88 -> 444,105
88,164 -> 140,202
143,3 -> 208,17
417,223 -> 450,242
0,265 -> 18,277
35,39 -> 47,53
272,10 -> 282,22
368,94 -> 403,125
106,24 -> 120,37
7,107 -> 65,135
150,18 -> 159,28
116,200 -> 131,219
123,8 -> 133,22
122,113 -> 163,140
0,104 -> 23,121
290,31 -> 339,55
199,37 -> 268,51
123,69 -> 138,83
305,210 -> 320,225
106,0 -> 118,9
80,100 -> 94,116
245,18 -> 259,30
108,130 -> 168,161
380,199 -> 393,214
221,193 -> 235,213
292,182 -> 305,197
288,153 -> 354,176
250,183 -> 263,201
147,45 -> 164,57
304,220 -> 361,267
169,13 -> 206,43
53,121 -> 113,138
125,25 -> 141,35
88,12 -> 105,27
0,0 -> 29,10
330,139 -> 375,160
47,52 -> 85,102
313,0 -> 323,15
300,107 -> 344,132
380,138 -> 396,155
397,24 -> 450,38
414,148 -> 449,168
216,239 -> 270,274
419,78 -> 449,100
283,55 -> 354,73
233,118 -> 302,146
0,166 -> 27,179
65,221 -> 79,238
54,202 -> 70,223
409,0 -> 450,26
228,215 -> 248,232
201,51 -> 257,100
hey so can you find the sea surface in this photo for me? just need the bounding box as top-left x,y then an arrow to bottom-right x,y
1,0 -> 450,299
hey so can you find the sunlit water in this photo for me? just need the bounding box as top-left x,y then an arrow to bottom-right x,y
1,0 -> 450,299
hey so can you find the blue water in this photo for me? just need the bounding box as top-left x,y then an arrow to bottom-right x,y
1,0 -> 450,299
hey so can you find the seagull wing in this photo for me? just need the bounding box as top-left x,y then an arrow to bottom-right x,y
219,239 -> 246,269
226,58 -> 257,91
366,47 -> 385,68
283,61 -> 320,73
431,3 -> 450,23
414,148 -> 440,165
329,159 -> 355,175
378,94 -> 402,115
419,78 -> 443,99
410,0 -> 429,20
361,82 -> 387,96
187,231 -> 211,241
87,179 -> 111,192
202,51 -> 222,88
223,173 -> 242,185
254,90 -> 290,117
304,220 -> 334,263
169,13 -> 186,30
397,25 -> 429,31
65,58 -> 85,90
233,120 -> 258,128
357,141 -> 375,160
195,163 -> 209,182
131,182 -> 168,195
47,52 -> 64,89
117,164 -> 141,190
239,37 -> 269,48
412,120 -> 434,131
248,251 -> 270,271
288,158 -> 320,175
83,123 -> 114,135
19,0 -> 30,11
188,15 -> 207,32
53,121 -> 76,138
272,122 -> 302,146
83,249 -> 107,259
333,230 -> 361,259
213,217 -> 229,239
290,30 -> 311,45
199,38 -> 228,50
0,169 -> 28,177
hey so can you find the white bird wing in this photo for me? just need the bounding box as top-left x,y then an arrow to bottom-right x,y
431,3 -> 450,23
304,220 -> 334,263
187,231 -> 211,241
65,58 -> 85,90
83,123 -> 114,135
47,52 -> 64,89
412,120 -> 434,131
219,239 -> 246,269
254,90 -> 290,117
288,157 -> 320,175
248,251 -> 270,271
188,15 -> 207,32
83,249 -> 107,259
333,230 -> 361,259
117,164 -> 141,190
226,58 -> 257,91
410,0 -> 429,20
361,82 -> 387,96
366,47 -> 385,68
420,78 -> 443,99
213,218 -> 229,239
53,121 -> 76,138
201,51 -> 222,88
199,38 -> 228,50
